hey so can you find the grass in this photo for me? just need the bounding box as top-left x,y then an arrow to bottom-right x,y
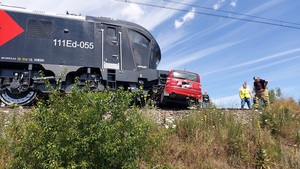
142,97 -> 300,168
1,92 -> 300,168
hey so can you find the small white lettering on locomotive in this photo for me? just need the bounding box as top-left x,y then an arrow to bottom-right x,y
1,57 -> 17,60
53,39 -> 94,49
34,58 -> 45,62
1,57 -> 44,62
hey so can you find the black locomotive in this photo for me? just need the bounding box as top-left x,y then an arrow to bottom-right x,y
0,4 -> 168,105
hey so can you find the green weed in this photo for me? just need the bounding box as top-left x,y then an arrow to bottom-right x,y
4,86 -> 155,168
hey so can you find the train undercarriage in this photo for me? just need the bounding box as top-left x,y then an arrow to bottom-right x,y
0,63 -> 167,106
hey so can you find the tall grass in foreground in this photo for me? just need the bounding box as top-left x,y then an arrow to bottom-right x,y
146,98 -> 300,169
1,89 -> 300,168
0,87 -> 157,168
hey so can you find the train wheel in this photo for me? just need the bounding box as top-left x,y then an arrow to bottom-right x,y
0,89 -> 37,106
146,89 -> 159,107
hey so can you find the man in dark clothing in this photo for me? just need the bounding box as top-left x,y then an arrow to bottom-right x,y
202,91 -> 210,108
253,77 -> 270,109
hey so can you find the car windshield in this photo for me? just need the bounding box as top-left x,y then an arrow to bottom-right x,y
172,71 -> 198,82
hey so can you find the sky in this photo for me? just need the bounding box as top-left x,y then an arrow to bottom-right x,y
1,0 -> 300,107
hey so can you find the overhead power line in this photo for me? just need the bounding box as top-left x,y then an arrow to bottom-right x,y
164,0 -> 300,27
115,0 -> 300,30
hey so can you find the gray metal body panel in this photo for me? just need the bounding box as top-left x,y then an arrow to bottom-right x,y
0,6 -> 161,80
0,4 -> 163,105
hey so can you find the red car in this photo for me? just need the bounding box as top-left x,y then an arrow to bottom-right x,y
159,70 -> 202,106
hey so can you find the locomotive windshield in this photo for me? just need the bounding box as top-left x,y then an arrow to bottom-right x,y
129,30 -> 150,47
128,29 -> 151,69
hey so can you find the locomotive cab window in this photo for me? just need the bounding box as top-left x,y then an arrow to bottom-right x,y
107,27 -> 116,38
129,30 -> 150,47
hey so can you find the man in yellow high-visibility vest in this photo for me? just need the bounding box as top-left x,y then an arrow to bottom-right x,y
239,82 -> 252,109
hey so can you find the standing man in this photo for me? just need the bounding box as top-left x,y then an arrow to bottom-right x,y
202,91 -> 210,108
253,77 -> 270,109
239,82 -> 252,109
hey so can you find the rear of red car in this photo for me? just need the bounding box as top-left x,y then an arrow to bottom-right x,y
160,70 -> 202,106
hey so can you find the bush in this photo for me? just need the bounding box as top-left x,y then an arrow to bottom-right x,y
260,98 -> 300,141
5,87 -> 153,168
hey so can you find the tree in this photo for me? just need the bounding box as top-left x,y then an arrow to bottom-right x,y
268,87 -> 283,104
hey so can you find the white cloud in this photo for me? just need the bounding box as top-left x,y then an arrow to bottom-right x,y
156,30 -> 187,54
230,0 -> 237,8
212,4 -> 220,10
159,41 -> 241,70
203,48 -> 300,75
121,4 -> 144,22
230,55 -> 300,78
213,0 -> 237,10
213,0 -> 225,10
212,95 -> 240,108
174,20 -> 184,29
174,7 -> 196,29
0,0 -> 182,31
204,55 -> 300,90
